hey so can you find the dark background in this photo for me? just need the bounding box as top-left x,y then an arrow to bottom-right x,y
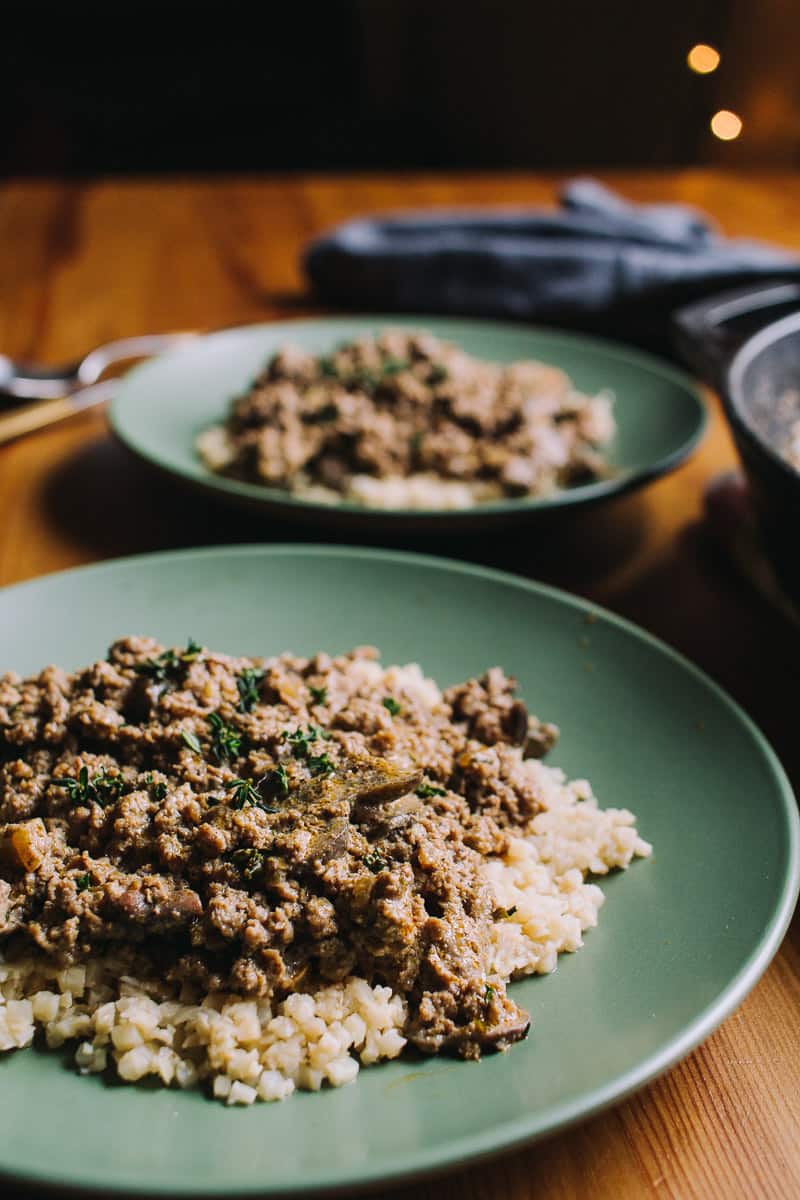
3,0 -> 796,175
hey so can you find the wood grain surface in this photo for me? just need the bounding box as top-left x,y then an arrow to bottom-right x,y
1,171 -> 799,1199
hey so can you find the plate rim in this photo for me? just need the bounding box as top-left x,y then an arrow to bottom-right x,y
108,314 -> 708,521
0,542 -> 796,1197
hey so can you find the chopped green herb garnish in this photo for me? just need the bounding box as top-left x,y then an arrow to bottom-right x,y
245,767 -> 287,813
309,685 -> 328,706
427,364 -> 449,385
181,728 -> 202,754
263,763 -> 289,797
382,357 -> 410,376
230,847 -> 265,880
208,712 -> 243,763
282,727 -> 313,758
281,725 -> 330,760
415,783 -> 447,799
56,767 -> 124,808
134,654 -> 174,683
277,731 -> 328,788
76,873 -> 92,893
227,778 -> 262,809
236,667 -> 265,714
351,368 -> 379,392
134,639 -> 202,684
227,774 -> 287,811
319,357 -> 338,379
363,850 -> 387,873
92,771 -> 125,807
307,752 -> 335,777
382,696 -> 401,717
58,766 -> 92,804
144,772 -> 168,801
484,985 -> 495,1006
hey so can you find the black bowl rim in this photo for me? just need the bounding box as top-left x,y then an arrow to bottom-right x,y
727,309 -> 800,489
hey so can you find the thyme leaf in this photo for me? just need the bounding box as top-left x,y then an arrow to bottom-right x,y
307,752 -> 334,777
181,728 -> 202,754
281,725 -> 330,760
227,778 -> 262,809
144,772 -> 168,801
208,712 -> 243,763
236,667 -> 265,714
363,850 -> 387,873
382,357 -> 410,376
415,783 -> 447,799
56,767 -> 124,808
134,639 -> 202,684
230,847 -> 265,880
263,764 -> 289,797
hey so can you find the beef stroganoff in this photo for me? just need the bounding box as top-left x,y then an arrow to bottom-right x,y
197,331 -> 616,509
0,639 -> 649,1104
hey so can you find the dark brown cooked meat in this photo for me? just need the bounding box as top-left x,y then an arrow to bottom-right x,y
200,331 -> 615,500
0,639 -> 556,1058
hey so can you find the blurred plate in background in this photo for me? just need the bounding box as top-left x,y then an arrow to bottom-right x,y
109,316 -> 706,533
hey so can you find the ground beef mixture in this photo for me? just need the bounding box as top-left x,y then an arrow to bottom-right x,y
197,331 -> 615,504
0,639 -> 561,1059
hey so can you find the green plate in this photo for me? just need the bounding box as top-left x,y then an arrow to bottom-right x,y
109,317 -> 706,530
0,546 -> 795,1197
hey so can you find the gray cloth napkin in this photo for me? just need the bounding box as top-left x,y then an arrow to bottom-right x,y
304,179 -> 800,354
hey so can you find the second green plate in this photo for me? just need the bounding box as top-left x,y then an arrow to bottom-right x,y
109,316 -> 706,530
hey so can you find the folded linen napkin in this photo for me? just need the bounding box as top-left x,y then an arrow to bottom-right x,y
304,179 -> 800,354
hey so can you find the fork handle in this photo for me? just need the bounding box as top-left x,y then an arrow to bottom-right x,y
0,397 -> 81,444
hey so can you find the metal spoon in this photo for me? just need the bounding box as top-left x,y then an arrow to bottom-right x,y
0,332 -> 196,402
0,381 -> 117,445
0,331 -> 197,445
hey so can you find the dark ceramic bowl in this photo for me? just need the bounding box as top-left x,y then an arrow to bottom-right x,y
675,282 -> 800,607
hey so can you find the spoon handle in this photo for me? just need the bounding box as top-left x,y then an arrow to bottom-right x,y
0,397 -> 80,443
0,382 -> 112,445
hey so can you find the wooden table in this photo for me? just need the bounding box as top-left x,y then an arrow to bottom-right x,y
1,171 -> 799,1199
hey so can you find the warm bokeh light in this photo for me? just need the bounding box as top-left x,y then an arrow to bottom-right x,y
710,109 -> 743,140
687,43 -> 721,74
